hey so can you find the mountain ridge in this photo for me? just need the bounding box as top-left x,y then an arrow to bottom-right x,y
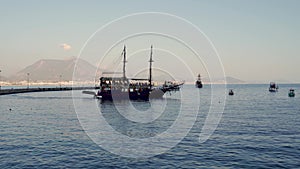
9,58 -> 101,82
5,58 -> 245,84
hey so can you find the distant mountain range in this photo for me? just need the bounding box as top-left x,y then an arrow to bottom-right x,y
188,76 -> 244,84
2,57 -> 245,84
9,57 -> 101,82
0,75 -> 8,81
225,76 -> 245,84
133,70 -> 245,84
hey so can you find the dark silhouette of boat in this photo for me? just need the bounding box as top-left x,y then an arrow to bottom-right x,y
92,45 -> 184,101
228,89 -> 234,96
288,89 -> 295,97
269,82 -> 278,92
195,74 -> 203,88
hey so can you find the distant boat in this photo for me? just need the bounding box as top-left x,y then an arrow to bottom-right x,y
269,82 -> 278,92
228,89 -> 234,96
195,74 -> 203,88
288,89 -> 295,97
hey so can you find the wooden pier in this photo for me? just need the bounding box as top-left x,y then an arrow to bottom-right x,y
0,86 -> 99,96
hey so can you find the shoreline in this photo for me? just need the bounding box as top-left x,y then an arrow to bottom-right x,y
1,81 -> 300,87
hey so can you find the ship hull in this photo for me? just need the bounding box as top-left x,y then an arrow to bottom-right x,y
269,88 -> 277,92
98,88 -> 161,101
195,81 -> 203,88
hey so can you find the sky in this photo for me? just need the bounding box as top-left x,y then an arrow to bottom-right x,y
0,0 -> 299,83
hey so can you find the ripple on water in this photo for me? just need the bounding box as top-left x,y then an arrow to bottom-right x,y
0,85 -> 300,168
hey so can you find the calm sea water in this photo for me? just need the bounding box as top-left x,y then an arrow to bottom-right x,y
1,84 -> 299,168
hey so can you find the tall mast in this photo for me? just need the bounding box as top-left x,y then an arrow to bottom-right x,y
149,45 -> 153,89
123,45 -> 127,79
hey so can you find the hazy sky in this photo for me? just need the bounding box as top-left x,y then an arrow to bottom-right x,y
0,0 -> 299,82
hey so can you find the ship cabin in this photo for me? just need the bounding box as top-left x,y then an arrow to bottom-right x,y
129,78 -> 151,92
100,77 -> 129,92
99,76 -> 152,100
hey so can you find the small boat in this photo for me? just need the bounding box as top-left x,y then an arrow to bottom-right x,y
228,89 -> 234,96
161,80 -> 184,92
195,74 -> 203,88
269,82 -> 278,92
288,89 -> 295,97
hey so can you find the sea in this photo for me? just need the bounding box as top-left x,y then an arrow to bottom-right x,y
1,84 -> 299,168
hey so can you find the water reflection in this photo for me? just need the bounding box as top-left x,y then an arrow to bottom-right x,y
99,99 -> 181,139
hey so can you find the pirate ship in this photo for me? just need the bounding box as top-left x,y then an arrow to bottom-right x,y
94,45 -> 184,101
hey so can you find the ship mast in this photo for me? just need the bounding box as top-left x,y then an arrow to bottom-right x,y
122,45 -> 127,79
149,45 -> 154,89
198,74 -> 201,81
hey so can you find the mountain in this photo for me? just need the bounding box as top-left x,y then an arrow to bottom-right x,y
0,75 -> 8,81
200,76 -> 245,84
10,57 -> 101,82
225,76 -> 245,84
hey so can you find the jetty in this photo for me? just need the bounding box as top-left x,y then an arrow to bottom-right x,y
0,86 -> 99,96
